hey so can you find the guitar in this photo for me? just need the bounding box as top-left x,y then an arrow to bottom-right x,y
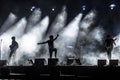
9,42 -> 18,51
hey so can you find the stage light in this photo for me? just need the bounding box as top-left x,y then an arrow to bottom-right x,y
31,6 -> 36,11
66,46 -> 73,49
82,4 -> 87,10
48,6 -> 67,35
109,3 -> 116,10
52,8 -> 55,12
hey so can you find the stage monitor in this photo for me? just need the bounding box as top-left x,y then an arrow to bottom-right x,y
109,59 -> 118,66
0,60 -> 7,67
34,58 -> 45,66
98,59 -> 106,66
48,58 -> 59,66
67,58 -> 81,65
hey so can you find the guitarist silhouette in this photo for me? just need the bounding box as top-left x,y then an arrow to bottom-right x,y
104,35 -> 116,59
8,36 -> 19,64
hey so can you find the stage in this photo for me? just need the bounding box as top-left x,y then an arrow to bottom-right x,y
0,65 -> 120,79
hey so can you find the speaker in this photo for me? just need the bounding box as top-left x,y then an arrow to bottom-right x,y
34,58 -> 45,66
109,59 -> 118,66
0,60 -> 7,67
75,58 -> 81,65
48,58 -> 59,66
98,59 -> 106,66
0,66 -> 10,75
67,58 -> 81,65
67,58 -> 74,65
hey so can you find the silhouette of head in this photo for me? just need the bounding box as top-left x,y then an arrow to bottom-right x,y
106,35 -> 111,38
11,36 -> 15,41
49,35 -> 53,40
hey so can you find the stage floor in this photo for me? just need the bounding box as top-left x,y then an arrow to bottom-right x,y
0,65 -> 120,79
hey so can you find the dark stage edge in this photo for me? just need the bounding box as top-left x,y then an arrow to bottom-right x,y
0,65 -> 120,79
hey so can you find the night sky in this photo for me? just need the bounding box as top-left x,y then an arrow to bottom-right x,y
0,0 -> 120,28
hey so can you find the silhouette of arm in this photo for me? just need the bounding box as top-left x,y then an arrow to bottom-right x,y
16,42 -> 19,48
113,42 -> 116,45
104,40 -> 108,48
113,38 -> 117,45
53,34 -> 59,41
104,39 -> 107,47
37,41 -> 48,45
113,39 -> 116,45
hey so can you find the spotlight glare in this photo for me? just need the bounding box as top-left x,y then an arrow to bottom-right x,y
31,6 -> 36,11
109,3 -> 116,10
82,4 -> 87,10
52,8 -> 55,12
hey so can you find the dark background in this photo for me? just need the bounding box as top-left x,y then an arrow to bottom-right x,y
0,0 -> 120,36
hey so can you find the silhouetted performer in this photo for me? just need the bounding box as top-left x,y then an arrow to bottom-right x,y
37,34 -> 59,58
9,36 -> 19,62
104,35 -> 116,59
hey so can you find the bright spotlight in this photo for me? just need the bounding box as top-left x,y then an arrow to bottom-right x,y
82,4 -> 87,10
52,8 -> 55,12
109,3 -> 116,10
31,6 -> 36,11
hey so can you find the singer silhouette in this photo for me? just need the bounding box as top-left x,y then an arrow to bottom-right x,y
37,34 -> 59,58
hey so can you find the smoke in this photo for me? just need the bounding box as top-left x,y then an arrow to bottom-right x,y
112,34 -> 120,63
0,13 -> 17,34
1,8 -> 120,66
0,13 -> 49,65
29,8 -> 41,24
76,10 -> 107,65
0,18 -> 27,60
48,6 -> 67,35
56,13 -> 83,62
38,6 -> 68,62
15,16 -> 49,65
25,8 -> 42,33
79,10 -> 120,65
80,10 -> 97,30
81,27 -> 105,65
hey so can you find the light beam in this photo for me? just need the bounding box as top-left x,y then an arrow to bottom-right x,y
15,16 -> 49,65
56,13 -> 83,62
25,8 -> 41,33
0,13 -> 17,35
48,6 -> 67,35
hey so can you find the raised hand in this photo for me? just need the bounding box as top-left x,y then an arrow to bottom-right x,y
57,34 -> 59,37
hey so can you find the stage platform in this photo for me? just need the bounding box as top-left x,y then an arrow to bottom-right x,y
0,65 -> 120,79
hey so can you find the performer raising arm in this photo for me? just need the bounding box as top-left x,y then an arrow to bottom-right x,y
37,34 -> 59,58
